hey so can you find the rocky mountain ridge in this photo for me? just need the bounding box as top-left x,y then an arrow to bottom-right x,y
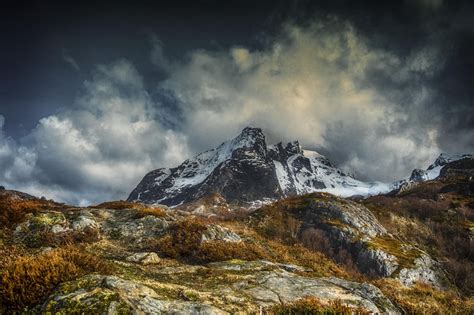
128,127 -> 389,206
391,153 -> 474,194
129,126 -> 473,207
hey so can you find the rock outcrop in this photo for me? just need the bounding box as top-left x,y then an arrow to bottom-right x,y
39,261 -> 400,314
252,193 -> 448,288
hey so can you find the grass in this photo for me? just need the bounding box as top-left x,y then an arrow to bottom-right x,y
266,296 -> 369,315
0,245 -> 112,312
198,240 -> 268,262
366,235 -> 421,269
93,200 -> 166,218
364,185 -> 474,295
153,217 -> 350,278
24,226 -> 100,248
375,279 -> 474,314
0,196 -> 58,229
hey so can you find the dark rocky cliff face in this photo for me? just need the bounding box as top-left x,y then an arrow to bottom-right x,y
128,127 -> 283,206
128,127 -> 391,207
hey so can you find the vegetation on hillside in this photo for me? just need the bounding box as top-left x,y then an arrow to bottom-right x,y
0,187 -> 472,314
0,245 -> 112,312
364,179 -> 474,296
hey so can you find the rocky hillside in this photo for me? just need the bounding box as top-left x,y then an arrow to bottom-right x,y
390,153 -> 473,194
364,156 -> 474,296
128,127 -> 388,207
0,182 -> 473,313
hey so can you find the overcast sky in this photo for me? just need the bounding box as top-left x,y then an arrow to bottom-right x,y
0,0 -> 473,205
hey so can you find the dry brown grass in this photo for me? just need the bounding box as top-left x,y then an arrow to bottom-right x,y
154,217 -> 351,278
375,279 -> 474,314
134,206 -> 166,218
152,218 -> 268,262
0,245 -> 112,312
261,240 -> 353,279
198,240 -> 268,262
24,226 -> 101,248
265,296 -> 369,315
364,190 -> 474,295
0,197 -> 56,229
0,244 -> 26,269
156,218 -> 208,259
93,200 -> 166,217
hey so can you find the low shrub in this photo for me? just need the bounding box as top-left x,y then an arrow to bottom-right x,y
0,244 -> 26,269
375,279 -> 474,314
266,296 -> 369,315
155,218 -> 267,262
134,206 -> 166,218
198,240 -> 267,262
0,245 -> 112,312
94,200 -> 166,218
0,197 -> 55,229
157,218 -> 208,258
24,226 -> 100,248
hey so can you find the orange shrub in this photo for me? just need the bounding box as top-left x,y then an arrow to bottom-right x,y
0,245 -> 112,312
94,200 -> 166,218
25,226 -> 100,248
155,218 -> 208,259
0,197 -> 54,228
375,279 -> 474,314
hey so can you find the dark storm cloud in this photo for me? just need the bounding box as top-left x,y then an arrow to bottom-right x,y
0,1 -> 472,204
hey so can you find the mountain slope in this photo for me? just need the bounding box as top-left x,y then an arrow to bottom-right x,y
390,153 -> 474,194
128,127 -> 388,206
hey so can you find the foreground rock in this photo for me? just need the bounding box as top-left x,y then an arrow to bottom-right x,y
211,260 -> 399,314
126,252 -> 161,265
39,260 -> 399,314
40,274 -> 228,314
252,193 -> 449,288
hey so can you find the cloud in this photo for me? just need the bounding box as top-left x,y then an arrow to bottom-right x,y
1,17 -> 471,204
411,0 -> 444,11
159,20 -> 443,181
62,50 -> 81,71
150,34 -> 171,72
1,60 -> 189,205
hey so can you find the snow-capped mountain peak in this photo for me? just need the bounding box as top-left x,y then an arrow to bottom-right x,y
390,153 -> 474,193
128,127 -> 391,206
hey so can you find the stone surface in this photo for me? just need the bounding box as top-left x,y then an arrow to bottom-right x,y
233,267 -> 399,314
202,225 -> 241,243
126,252 -> 161,265
41,275 -> 229,315
40,260 -> 400,314
72,212 -> 100,231
398,254 -> 447,289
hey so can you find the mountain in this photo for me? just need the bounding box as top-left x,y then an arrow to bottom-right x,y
391,153 -> 474,194
128,127 -> 388,206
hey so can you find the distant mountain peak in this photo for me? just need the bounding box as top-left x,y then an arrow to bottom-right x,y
128,127 -> 389,206
428,153 -> 474,170
390,153 -> 474,194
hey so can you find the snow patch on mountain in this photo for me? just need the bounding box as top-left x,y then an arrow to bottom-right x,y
129,127 -> 472,206
390,153 -> 474,193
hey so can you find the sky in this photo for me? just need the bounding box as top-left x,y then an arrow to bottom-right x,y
0,0 -> 473,205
